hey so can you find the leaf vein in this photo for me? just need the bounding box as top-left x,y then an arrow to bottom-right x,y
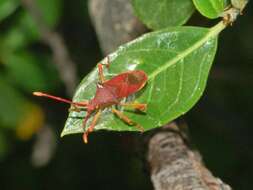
147,79 -> 155,103
162,61 -> 184,117
187,52 -> 207,102
124,48 -> 179,54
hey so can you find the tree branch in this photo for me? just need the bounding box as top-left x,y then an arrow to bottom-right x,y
89,0 -> 232,189
148,123 -> 231,190
89,0 -> 147,54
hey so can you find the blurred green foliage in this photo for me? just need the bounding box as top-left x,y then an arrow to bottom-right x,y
0,0 -> 252,190
0,0 -> 62,159
0,0 -> 19,22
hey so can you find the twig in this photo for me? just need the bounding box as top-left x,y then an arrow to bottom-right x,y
21,0 -> 77,96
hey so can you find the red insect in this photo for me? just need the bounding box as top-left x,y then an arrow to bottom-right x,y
33,60 -> 148,143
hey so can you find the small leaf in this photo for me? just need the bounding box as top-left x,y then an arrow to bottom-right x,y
4,51 -> 54,92
0,11 -> 42,49
62,22 -> 226,137
132,0 -> 195,29
0,76 -> 26,128
0,28 -> 29,50
193,0 -> 225,19
0,0 -> 19,22
231,0 -> 248,11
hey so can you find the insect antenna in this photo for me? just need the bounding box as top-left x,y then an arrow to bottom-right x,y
33,92 -> 88,107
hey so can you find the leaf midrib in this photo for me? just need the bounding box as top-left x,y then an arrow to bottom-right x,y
148,21 -> 226,81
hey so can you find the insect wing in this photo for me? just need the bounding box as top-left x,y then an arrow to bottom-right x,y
103,70 -> 147,98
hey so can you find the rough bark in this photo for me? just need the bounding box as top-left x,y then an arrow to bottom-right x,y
88,0 -> 232,189
148,123 -> 231,190
89,0 -> 147,54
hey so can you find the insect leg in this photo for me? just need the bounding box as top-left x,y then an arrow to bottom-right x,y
105,55 -> 110,68
98,63 -> 106,84
68,106 -> 81,112
33,92 -> 88,107
119,102 -> 147,112
68,106 -> 86,112
82,110 -> 101,143
97,56 -> 111,84
111,108 -> 144,132
68,101 -> 88,112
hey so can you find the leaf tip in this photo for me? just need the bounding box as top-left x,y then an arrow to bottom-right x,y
60,131 -> 66,138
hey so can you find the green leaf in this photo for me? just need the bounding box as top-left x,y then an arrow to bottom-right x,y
193,0 -> 225,19
0,76 -> 26,128
35,0 -> 62,28
0,28 -> 28,51
15,12 -> 41,44
132,0 -> 195,29
0,132 -> 8,160
0,0 -> 63,49
231,0 -> 248,11
4,51 -> 54,92
0,11 -> 42,51
16,0 -> 62,43
62,22 -> 226,137
0,0 -> 19,22
0,13 -> 39,52
0,0 -> 62,53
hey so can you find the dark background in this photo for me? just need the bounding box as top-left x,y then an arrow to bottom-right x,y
0,0 -> 252,189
